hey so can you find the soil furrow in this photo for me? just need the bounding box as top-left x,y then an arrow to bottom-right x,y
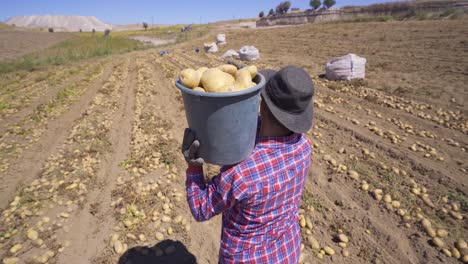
314,111 -> 465,192
0,62 -> 115,209
0,64 -> 101,135
57,57 -> 137,264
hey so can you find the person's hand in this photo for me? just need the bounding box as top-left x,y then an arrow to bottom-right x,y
182,128 -> 204,167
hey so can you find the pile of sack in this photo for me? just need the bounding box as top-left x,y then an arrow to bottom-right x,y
204,33 -> 226,53
204,33 -> 260,61
219,46 -> 260,61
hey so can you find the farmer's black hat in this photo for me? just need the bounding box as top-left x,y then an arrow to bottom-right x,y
259,66 -> 314,133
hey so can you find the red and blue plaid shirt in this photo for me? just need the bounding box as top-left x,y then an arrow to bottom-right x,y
185,132 -> 311,264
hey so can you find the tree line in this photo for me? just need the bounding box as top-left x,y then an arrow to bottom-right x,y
259,0 -> 336,18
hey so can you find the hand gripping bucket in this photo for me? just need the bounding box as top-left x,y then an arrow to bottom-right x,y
176,73 -> 265,165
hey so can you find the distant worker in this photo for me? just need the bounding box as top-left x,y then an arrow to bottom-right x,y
182,66 -> 314,263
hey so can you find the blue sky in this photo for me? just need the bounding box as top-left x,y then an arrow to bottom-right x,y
2,0 -> 396,25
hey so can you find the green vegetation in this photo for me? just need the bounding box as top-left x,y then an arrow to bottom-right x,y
30,65 -> 102,122
447,191 -> 468,212
113,24 -> 207,39
275,1 -> 292,15
341,15 -> 394,23
119,159 -> 135,168
441,7 -> 466,19
0,23 -> 206,76
0,101 -> 8,111
405,7 -> 466,20
0,22 -> 12,29
302,188 -> 326,214
0,34 -> 147,75
112,24 -> 208,46
310,0 -> 321,10
324,0 -> 336,9
344,7 -> 466,23
32,84 -> 77,122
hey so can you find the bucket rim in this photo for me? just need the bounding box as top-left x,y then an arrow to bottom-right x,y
175,72 -> 265,98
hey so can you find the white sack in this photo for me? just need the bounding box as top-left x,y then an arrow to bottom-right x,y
216,34 -> 226,44
204,42 -> 218,53
239,46 -> 260,61
220,49 -> 239,59
325,53 -> 366,81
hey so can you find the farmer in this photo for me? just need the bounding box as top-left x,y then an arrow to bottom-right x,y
182,66 -> 314,263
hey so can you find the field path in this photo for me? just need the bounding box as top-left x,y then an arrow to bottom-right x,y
150,54 -> 222,263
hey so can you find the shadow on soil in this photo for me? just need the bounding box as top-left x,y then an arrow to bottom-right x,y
118,239 -> 197,264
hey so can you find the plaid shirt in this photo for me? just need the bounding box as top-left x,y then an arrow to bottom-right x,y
186,132 -> 311,264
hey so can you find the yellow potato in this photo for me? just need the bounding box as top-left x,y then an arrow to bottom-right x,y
180,68 -> 201,88
307,236 -> 320,250
3,258 -> 19,264
200,68 -> 235,93
442,248 -> 452,257
113,240 -> 124,254
27,229 -> 38,240
9,244 -> 22,254
436,229 -> 448,238
245,65 -> 258,79
299,217 -> 306,228
196,67 -> 208,76
324,246 -> 335,255
221,85 -> 235,92
432,238 -> 444,248
452,247 -> 461,259
456,239 -> 467,250
426,227 -> 436,238
233,68 -> 256,91
217,64 -> 237,76
193,87 -> 206,92
337,234 -> 349,243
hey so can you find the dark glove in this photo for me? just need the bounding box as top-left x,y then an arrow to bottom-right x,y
182,128 -> 204,167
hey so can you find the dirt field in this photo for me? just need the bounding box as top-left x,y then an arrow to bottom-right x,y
0,30 -> 72,61
0,19 -> 467,264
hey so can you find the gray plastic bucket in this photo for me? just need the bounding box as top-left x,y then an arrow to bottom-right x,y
176,73 -> 265,165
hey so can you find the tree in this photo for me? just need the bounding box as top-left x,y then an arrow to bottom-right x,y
310,0 -> 321,10
92,28 -> 96,34
48,27 -> 54,33
324,0 -> 336,8
275,1 -> 291,15
283,1 -> 291,13
143,22 -> 148,30
104,29 -> 111,36
275,4 -> 281,14
268,9 -> 274,16
259,11 -> 264,18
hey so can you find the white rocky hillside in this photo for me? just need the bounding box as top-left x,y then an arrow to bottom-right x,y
5,15 -> 112,32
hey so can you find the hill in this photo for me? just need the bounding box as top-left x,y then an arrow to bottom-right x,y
5,15 -> 112,32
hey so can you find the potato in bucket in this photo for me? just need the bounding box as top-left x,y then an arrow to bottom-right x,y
175,64 -> 265,165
